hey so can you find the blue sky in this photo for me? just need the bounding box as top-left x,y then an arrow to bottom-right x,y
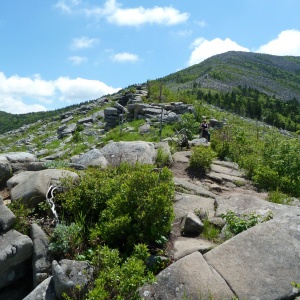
1,0 -> 300,114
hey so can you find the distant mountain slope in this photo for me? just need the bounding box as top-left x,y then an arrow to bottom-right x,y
161,51 -> 300,102
0,100 -> 94,134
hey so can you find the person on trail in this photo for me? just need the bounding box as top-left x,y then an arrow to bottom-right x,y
200,119 -> 210,142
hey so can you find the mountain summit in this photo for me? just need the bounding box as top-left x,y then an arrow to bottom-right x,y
161,51 -> 300,102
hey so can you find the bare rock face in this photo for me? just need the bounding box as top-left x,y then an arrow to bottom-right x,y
215,193 -> 300,219
30,224 -> 52,288
0,152 -> 38,187
52,259 -> 94,300
70,148 -> 108,168
181,212 -> 204,236
139,251 -> 234,300
204,214 -> 300,300
7,169 -> 79,207
0,229 -> 33,289
0,196 -> 16,232
100,141 -> 156,166
23,277 -> 57,300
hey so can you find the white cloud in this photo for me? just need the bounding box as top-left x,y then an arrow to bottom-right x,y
256,29 -> 300,56
83,0 -> 119,17
69,56 -> 87,65
0,72 -> 120,114
110,52 -> 139,62
177,30 -> 193,37
71,36 -> 99,50
195,20 -> 207,28
0,96 -> 47,114
107,6 -> 189,26
54,77 -> 120,102
55,0 -> 81,14
188,37 -> 249,66
0,73 -> 55,97
56,0 -> 189,26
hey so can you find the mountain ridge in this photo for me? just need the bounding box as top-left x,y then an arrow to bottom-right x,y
1,51 -> 300,134
160,51 -> 300,101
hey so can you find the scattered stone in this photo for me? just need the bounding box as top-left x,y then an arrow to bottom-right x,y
181,212 -> 204,236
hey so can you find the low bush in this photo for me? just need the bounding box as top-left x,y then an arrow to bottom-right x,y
155,147 -> 172,167
49,222 -> 85,259
267,190 -> 293,205
86,244 -> 155,300
8,199 -> 34,235
56,163 -> 175,254
222,210 -> 273,236
189,145 -> 217,172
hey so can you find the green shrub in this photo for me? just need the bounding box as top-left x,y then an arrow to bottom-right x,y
210,126 -> 232,160
49,222 -> 85,259
189,146 -> 217,172
252,165 -> 280,192
155,147 -> 172,167
267,190 -> 293,205
43,160 -> 69,169
8,199 -> 34,235
71,131 -> 83,143
222,210 -> 273,235
201,219 -> 221,243
86,244 -> 155,300
57,164 -> 175,253
175,113 -> 199,140
90,165 -> 175,252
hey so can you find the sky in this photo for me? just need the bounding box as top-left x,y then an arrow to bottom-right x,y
1,0 -> 300,114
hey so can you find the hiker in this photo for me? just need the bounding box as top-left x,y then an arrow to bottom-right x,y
200,119 -> 210,142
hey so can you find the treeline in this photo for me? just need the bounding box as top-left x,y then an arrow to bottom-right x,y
196,86 -> 300,132
0,102 -> 88,134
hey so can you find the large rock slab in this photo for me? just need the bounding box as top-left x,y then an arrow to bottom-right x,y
172,151 -> 191,163
8,169 -> 79,207
70,149 -> 108,168
2,152 -> 38,163
100,141 -> 156,166
172,237 -> 215,260
174,193 -> 215,220
0,157 -> 12,187
52,259 -> 94,300
0,197 -> 16,232
213,160 -> 239,170
207,171 -> 247,184
204,214 -> 300,300
0,229 -> 33,289
139,251 -> 234,299
30,223 -> 52,287
174,178 -> 217,199
210,163 -> 244,177
215,192 -> 300,219
23,276 -> 57,300
0,152 -> 38,187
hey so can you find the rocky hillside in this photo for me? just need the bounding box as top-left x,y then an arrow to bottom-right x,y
1,54 -> 300,300
161,51 -> 300,102
1,51 -> 300,135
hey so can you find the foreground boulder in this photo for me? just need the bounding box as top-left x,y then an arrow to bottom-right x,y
215,192 -> 300,219
52,259 -> 94,300
70,148 -> 108,168
204,214 -> 300,300
30,224 -> 52,288
7,169 -> 79,207
0,196 -> 16,232
0,229 -> 33,289
100,141 -> 156,166
0,156 -> 12,188
139,251 -> 234,299
23,276 -> 57,300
